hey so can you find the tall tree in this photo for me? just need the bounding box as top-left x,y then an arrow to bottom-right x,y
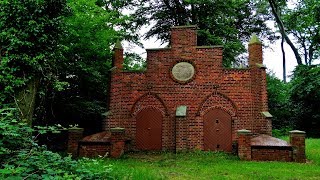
290,65 -> 320,137
35,0 -> 137,134
266,73 -> 292,129
267,0 -> 303,65
103,0 -> 272,67
267,0 -> 320,66
0,0 -> 68,124
283,0 -> 320,65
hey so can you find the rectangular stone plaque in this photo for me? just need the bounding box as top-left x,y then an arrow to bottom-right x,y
176,105 -> 187,117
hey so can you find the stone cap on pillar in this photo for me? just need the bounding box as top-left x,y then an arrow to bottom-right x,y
249,33 -> 262,45
110,127 -> 125,133
289,130 -> 306,135
237,129 -> 252,134
68,127 -> 84,132
114,40 -> 123,49
171,25 -> 198,29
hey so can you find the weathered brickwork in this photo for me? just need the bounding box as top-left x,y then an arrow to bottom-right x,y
105,25 -> 272,151
67,128 -> 84,156
237,130 -> 252,160
77,129 -> 129,158
237,129 -> 306,162
79,143 -> 111,157
251,147 -> 293,161
290,130 -> 306,163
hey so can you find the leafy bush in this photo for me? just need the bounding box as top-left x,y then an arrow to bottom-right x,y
0,108 -> 34,162
290,65 -> 320,137
267,65 -> 320,137
272,127 -> 293,138
0,108 -> 113,179
266,73 -> 293,129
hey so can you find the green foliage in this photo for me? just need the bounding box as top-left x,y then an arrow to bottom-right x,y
0,0 -> 68,104
272,127 -> 292,138
0,107 -> 112,179
290,65 -> 320,136
282,0 -> 320,65
102,0 -> 272,66
34,0 -> 138,134
266,73 -> 293,129
0,108 -> 33,160
267,66 -> 320,137
2,151 -> 113,179
123,52 -> 146,71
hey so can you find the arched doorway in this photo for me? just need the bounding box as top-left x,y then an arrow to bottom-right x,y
136,107 -> 162,150
204,108 -> 232,152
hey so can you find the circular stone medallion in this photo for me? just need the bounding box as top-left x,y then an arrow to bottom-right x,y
171,62 -> 195,82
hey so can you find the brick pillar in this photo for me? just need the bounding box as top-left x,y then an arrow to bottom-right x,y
107,41 -> 124,130
248,34 -> 271,135
248,34 -> 262,67
171,25 -> 197,48
67,128 -> 84,156
110,127 -> 126,158
290,130 -> 306,163
237,129 -> 252,160
175,117 -> 188,151
113,41 -> 124,70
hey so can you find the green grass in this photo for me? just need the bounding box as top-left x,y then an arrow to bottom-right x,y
102,138 -> 320,179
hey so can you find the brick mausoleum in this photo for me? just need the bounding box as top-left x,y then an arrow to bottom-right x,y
106,25 -> 271,152
68,26 -> 306,162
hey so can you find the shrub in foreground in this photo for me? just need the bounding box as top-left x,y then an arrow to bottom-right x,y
0,108 -> 112,179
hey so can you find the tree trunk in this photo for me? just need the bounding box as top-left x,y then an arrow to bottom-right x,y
281,36 -> 286,83
15,77 -> 40,126
268,0 -> 303,65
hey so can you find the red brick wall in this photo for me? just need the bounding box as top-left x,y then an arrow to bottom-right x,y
237,130 -> 252,160
79,143 -> 111,157
290,131 -> 306,162
67,128 -> 84,156
105,25 -> 271,151
251,147 -> 293,162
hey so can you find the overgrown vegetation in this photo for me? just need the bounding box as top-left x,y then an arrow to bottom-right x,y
0,108 -> 112,179
0,0 -> 119,178
290,65 -> 320,137
267,65 -> 320,137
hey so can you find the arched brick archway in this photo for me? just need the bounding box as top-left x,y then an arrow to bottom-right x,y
136,107 -> 162,150
197,92 -> 237,117
203,108 -> 232,152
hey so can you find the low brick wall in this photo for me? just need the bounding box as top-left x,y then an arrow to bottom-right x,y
79,142 -> 111,157
68,127 -> 130,158
251,146 -> 292,162
237,130 -> 306,163
67,128 -> 84,156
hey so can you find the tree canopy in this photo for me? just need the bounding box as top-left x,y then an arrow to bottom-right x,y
102,0 -> 272,67
283,0 -> 320,65
267,0 -> 320,66
35,0 -> 136,133
0,0 -> 69,123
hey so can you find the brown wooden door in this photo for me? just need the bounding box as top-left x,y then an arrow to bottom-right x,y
136,108 -> 162,150
204,108 -> 232,152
